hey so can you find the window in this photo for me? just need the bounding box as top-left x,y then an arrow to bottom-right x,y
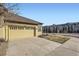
17,26 -> 24,30
9,25 -> 17,30
8,25 -> 34,30
25,26 -> 34,30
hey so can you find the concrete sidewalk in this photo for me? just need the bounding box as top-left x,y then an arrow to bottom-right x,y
46,37 -> 79,56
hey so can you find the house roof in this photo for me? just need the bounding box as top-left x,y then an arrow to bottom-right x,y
4,13 -> 43,25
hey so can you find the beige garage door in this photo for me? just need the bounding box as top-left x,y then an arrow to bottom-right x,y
8,26 -> 34,40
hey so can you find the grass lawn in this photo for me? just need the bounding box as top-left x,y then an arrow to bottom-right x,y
39,34 -> 69,44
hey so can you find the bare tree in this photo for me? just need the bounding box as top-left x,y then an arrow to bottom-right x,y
0,3 -> 19,15
0,3 -> 19,27
3,3 -> 20,14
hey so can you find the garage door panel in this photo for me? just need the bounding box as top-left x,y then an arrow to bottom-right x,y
9,29 -> 34,40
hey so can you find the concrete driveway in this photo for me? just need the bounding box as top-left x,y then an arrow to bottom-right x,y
5,35 -> 79,56
6,37 -> 61,56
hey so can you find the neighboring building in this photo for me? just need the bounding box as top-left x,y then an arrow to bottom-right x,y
0,13 -> 43,41
43,22 -> 79,33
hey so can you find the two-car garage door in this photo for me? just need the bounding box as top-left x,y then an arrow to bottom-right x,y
9,30 -> 34,40
7,25 -> 36,40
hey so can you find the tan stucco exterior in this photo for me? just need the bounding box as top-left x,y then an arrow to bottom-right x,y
0,6 -> 42,41
0,21 -> 42,41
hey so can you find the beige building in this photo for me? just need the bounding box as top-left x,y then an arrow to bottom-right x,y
0,13 -> 42,41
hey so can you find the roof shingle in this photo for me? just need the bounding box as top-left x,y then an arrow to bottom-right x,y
4,13 -> 43,25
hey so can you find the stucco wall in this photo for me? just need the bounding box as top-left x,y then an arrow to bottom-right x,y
0,27 -> 4,38
0,25 -> 8,41
36,26 -> 42,37
0,22 -> 42,41
6,22 -> 42,40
